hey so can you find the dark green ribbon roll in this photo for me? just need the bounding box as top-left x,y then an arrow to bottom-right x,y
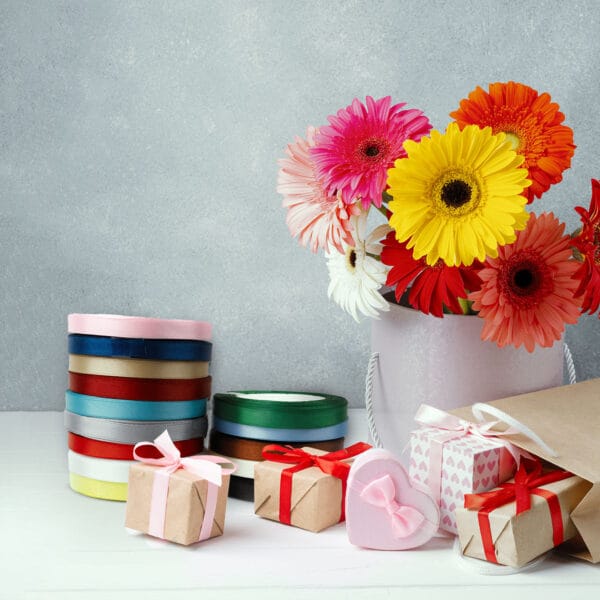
212,391 -> 347,429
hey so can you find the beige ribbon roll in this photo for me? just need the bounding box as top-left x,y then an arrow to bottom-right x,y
68,355 -> 209,379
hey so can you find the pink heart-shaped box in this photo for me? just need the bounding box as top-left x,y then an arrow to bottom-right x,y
345,448 -> 440,550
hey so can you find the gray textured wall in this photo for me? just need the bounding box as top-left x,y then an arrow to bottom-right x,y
2,0 -> 600,410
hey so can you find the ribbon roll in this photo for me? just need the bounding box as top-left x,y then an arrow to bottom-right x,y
68,372 -> 212,401
68,334 -> 212,362
65,391 -> 207,421
69,472 -> 128,501
68,432 -> 204,460
68,450 -> 133,483
68,313 -> 212,341
211,453 -> 259,480
228,474 -> 255,502
64,411 -> 208,444
69,355 -> 209,379
212,416 -> 348,442
208,430 -> 345,462
213,391 -> 348,430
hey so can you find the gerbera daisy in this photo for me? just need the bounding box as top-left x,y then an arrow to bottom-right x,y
326,216 -> 390,321
573,179 -> 600,315
387,123 -> 531,267
450,81 -> 575,203
469,212 -> 582,351
381,231 -> 482,317
310,96 -> 431,209
277,127 -> 361,254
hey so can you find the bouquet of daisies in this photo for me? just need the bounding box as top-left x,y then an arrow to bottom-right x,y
277,82 -> 600,352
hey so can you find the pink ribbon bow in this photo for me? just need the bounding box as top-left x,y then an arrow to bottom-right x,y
133,430 -> 236,541
414,404 -> 533,504
360,474 -> 425,539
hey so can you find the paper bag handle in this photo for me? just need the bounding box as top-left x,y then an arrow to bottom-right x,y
471,402 -> 558,458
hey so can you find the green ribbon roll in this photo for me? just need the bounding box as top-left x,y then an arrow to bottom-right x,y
212,391 -> 347,429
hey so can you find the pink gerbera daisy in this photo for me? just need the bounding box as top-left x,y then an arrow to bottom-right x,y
277,127 -> 361,254
310,96 -> 432,209
469,212 -> 582,352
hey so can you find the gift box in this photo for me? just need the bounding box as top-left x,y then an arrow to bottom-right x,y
456,462 -> 593,567
125,431 -> 235,545
254,443 -> 370,532
409,405 -> 519,534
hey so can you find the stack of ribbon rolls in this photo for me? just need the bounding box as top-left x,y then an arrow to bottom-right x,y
65,314 -> 212,501
209,391 -> 348,500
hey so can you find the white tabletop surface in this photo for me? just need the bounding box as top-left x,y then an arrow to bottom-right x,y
3,409 -> 600,600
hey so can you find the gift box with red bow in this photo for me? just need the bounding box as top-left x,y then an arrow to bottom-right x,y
125,430 -> 236,545
409,404 -> 527,534
254,443 -> 371,532
455,460 -> 592,567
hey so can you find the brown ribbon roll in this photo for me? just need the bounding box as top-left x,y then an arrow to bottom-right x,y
208,430 -> 345,462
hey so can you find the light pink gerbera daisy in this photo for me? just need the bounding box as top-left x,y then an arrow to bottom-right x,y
277,127 -> 361,254
469,212 -> 582,352
310,96 -> 432,209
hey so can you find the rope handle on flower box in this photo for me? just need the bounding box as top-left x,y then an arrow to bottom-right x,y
364,343 -> 576,451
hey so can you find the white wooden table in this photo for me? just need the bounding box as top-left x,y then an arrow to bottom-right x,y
3,410 -> 600,600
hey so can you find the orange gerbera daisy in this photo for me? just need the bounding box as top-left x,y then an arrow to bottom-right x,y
469,212 -> 581,351
450,82 -> 575,203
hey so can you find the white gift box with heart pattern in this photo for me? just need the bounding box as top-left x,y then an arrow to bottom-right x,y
409,426 -> 515,534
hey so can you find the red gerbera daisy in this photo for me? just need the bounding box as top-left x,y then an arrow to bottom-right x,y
573,179 -> 600,315
469,212 -> 582,351
381,231 -> 481,317
450,81 -> 575,203
310,96 -> 431,209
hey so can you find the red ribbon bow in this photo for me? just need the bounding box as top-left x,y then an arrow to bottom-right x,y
464,459 -> 572,563
262,442 -> 371,525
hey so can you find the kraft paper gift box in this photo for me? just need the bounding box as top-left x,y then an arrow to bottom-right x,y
455,463 -> 592,567
254,443 -> 370,533
452,377 -> 600,564
125,431 -> 235,546
409,405 -> 518,534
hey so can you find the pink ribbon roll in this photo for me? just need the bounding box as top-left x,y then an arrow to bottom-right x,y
68,314 -> 212,341
133,430 -> 236,542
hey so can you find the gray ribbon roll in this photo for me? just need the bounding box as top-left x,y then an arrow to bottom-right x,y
64,411 -> 208,444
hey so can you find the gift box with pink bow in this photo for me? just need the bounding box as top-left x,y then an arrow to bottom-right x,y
125,430 -> 236,545
408,404 -> 531,534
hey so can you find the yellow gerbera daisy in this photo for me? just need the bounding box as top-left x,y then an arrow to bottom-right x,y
387,123 -> 531,267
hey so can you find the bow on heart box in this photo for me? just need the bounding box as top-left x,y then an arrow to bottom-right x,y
346,448 -> 439,550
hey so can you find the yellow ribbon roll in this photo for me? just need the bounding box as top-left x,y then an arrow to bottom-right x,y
69,472 -> 128,501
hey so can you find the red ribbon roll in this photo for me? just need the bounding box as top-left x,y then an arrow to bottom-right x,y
68,432 -> 204,460
262,442 -> 371,526
464,460 -> 571,563
68,372 -> 211,401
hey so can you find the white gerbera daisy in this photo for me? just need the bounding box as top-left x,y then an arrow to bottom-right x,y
326,215 -> 390,321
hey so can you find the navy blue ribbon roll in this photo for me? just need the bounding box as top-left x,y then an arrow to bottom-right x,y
68,334 -> 212,361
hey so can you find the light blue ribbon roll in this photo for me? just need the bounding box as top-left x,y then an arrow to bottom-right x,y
211,417 -> 348,442
65,391 -> 206,421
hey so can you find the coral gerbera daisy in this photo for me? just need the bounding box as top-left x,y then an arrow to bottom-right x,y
387,123 -> 531,268
381,231 -> 482,317
326,215 -> 390,321
277,127 -> 361,254
450,81 -> 575,203
310,96 -> 431,209
469,212 -> 582,351
573,179 -> 600,315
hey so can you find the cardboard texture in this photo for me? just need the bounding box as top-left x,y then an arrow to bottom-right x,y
409,427 -> 515,533
125,463 -> 230,545
452,377 -> 600,563
456,474 -> 592,567
253,447 -> 345,532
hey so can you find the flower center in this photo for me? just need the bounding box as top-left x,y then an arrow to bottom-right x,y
503,131 -> 521,151
345,247 -> 357,272
441,179 -> 472,208
357,138 -> 390,164
499,250 -> 553,308
432,169 -> 481,216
